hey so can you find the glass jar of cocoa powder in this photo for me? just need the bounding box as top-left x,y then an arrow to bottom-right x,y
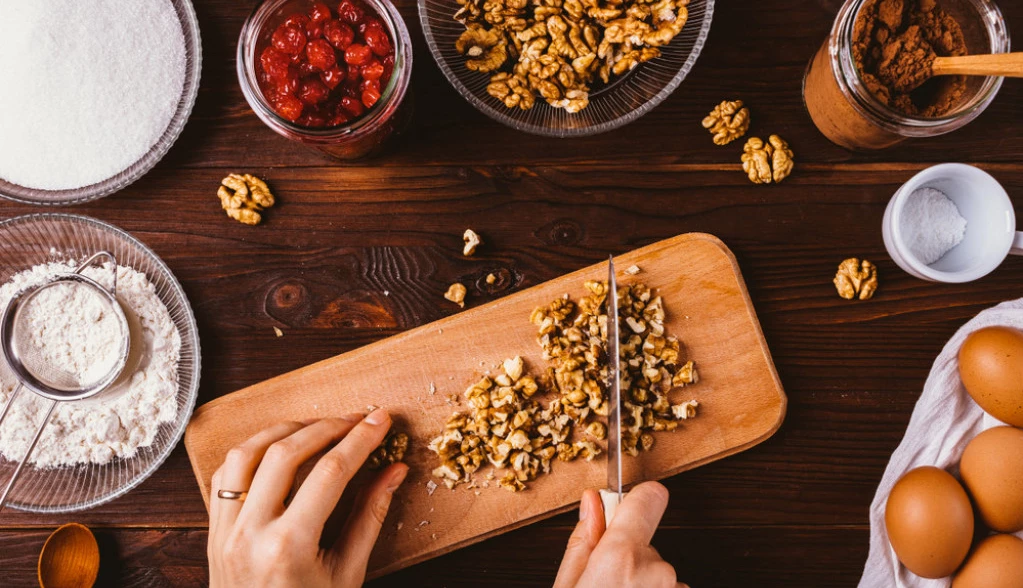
803,0 -> 1009,151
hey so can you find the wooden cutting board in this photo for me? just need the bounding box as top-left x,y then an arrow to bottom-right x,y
184,232 -> 786,578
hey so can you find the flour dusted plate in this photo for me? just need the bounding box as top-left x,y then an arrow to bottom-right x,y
0,214 -> 200,513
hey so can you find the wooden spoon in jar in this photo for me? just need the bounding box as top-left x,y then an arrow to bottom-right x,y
38,523 -> 100,588
897,52 -> 1023,92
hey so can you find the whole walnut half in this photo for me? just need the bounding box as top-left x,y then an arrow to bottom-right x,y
834,258 -> 878,300
702,99 -> 750,145
218,174 -> 275,226
740,135 -> 794,185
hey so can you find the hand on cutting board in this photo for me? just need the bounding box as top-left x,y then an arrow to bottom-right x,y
554,482 -> 689,588
207,409 -> 408,588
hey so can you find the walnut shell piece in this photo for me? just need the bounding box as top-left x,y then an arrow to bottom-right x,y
702,99 -> 750,146
217,173 -> 276,226
834,258 -> 878,300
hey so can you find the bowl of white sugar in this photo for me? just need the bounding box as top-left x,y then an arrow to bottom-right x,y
883,163 -> 1022,283
0,0 -> 201,206
0,214 -> 200,512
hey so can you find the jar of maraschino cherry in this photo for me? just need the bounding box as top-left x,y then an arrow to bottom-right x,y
238,0 -> 412,160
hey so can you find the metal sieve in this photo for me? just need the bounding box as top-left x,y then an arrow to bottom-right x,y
0,251 -> 132,511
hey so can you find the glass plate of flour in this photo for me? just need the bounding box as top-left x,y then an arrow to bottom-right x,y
0,214 -> 201,512
0,0 -> 201,206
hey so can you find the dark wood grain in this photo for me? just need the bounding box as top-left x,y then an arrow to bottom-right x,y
1,0 -> 1022,584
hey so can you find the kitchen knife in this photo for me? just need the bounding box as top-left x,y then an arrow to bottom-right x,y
598,255 -> 626,526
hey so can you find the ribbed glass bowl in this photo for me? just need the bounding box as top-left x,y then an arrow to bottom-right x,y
0,0 -> 202,206
0,214 -> 201,513
419,0 -> 713,137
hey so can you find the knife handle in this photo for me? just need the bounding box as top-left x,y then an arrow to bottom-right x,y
598,489 -> 627,527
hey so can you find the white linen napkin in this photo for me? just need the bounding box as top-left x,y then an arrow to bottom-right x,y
859,298 -> 1023,588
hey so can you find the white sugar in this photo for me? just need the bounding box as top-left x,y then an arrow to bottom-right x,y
0,0 -> 186,190
899,187 -> 967,265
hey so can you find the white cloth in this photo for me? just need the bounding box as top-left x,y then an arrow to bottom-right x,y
859,298 -> 1023,588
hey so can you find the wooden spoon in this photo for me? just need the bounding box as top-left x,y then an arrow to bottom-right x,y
931,52 -> 1023,78
38,523 -> 100,588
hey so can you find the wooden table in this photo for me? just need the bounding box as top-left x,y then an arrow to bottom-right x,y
2,0 -> 1022,585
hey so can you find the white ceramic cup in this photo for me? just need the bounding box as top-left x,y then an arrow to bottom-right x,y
883,163 -> 1023,283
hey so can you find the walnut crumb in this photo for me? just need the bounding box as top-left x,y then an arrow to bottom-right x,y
486,273 -> 497,284
273,326 -> 283,337
426,480 -> 438,496
463,229 -> 483,256
445,283 -> 467,308
624,265 -> 642,275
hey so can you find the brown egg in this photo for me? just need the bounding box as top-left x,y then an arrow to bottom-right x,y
960,426 -> 1023,533
886,466 -> 974,579
952,534 -> 1023,588
959,327 -> 1023,427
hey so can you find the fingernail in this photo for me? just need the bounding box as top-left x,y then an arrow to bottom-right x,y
579,496 -> 591,521
386,464 -> 408,493
365,408 -> 388,425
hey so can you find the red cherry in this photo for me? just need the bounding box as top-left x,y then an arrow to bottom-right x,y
340,95 -> 365,116
323,19 -> 354,51
344,44 -> 372,66
298,78 -> 331,105
277,68 -> 300,96
328,102 -> 352,126
260,46 -> 292,81
360,77 -> 380,93
296,112 -> 327,128
337,0 -> 365,25
305,39 -> 337,71
297,60 -> 320,77
363,24 -> 392,57
361,60 -> 384,80
309,2 -> 333,22
361,88 -> 381,109
282,14 -> 311,29
320,64 -> 346,89
305,19 -> 324,39
272,24 -> 306,55
274,95 -> 305,121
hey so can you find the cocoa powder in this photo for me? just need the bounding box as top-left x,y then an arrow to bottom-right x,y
852,0 -> 967,117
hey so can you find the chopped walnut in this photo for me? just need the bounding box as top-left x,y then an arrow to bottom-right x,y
741,135 -> 794,185
463,229 -> 483,256
445,283 -> 467,308
218,174 -> 275,226
834,258 -> 878,301
367,431 -> 410,470
702,100 -> 750,146
624,265 -> 642,276
486,273 -> 497,285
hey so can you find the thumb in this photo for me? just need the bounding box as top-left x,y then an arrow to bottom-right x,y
553,489 -> 606,588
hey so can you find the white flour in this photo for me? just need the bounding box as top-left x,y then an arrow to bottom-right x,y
0,262 -> 180,467
899,187 -> 967,265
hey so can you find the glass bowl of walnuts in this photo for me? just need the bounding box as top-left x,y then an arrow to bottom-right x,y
419,0 -> 713,137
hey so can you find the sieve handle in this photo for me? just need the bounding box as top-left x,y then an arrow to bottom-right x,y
0,386 -> 56,512
74,250 -> 119,295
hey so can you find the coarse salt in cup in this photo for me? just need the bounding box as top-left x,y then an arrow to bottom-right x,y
803,0 -> 1009,151
237,0 -> 413,160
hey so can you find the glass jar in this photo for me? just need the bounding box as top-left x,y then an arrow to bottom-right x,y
803,0 -> 1009,151
237,0 -> 413,160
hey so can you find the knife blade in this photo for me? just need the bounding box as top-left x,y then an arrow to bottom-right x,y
599,255 -> 625,526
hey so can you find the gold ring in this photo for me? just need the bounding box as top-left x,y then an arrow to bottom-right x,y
217,489 -> 248,501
